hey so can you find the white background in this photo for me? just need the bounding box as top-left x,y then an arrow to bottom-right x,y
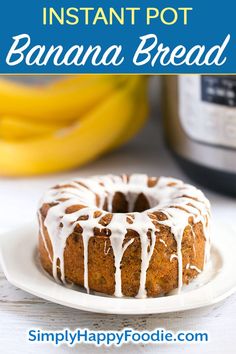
0,78 -> 236,353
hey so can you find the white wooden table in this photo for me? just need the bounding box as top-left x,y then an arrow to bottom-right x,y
0,102 -> 236,353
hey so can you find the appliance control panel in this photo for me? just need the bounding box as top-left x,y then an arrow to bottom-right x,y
179,76 -> 236,149
201,76 -> 236,107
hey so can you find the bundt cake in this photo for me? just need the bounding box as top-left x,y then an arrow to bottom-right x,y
38,174 -> 211,298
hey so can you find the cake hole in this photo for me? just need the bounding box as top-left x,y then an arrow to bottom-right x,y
100,191 -> 160,213
133,193 -> 150,212
112,192 -> 128,213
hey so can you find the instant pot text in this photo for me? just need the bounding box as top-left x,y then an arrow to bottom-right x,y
3,5 -> 231,69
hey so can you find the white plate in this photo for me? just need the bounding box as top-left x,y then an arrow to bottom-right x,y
0,221 -> 236,315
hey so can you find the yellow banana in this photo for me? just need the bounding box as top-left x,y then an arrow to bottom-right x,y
110,77 -> 149,150
0,75 -> 128,123
0,116 -> 65,140
49,74 -> 103,89
0,76 -> 140,176
0,76 -> 146,143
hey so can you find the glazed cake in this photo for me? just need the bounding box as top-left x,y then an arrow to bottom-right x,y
38,174 -> 211,298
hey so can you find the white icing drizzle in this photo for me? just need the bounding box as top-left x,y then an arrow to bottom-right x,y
39,174 -> 211,297
104,240 -> 111,256
170,254 -> 178,261
38,212 -> 53,263
186,263 -> 202,273
159,239 -> 167,247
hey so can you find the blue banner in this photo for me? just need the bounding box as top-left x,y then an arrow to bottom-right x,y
0,0 -> 235,73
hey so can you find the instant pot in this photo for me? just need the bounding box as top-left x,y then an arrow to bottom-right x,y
163,75 -> 236,196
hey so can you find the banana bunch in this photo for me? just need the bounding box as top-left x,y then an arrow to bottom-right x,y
0,75 -> 149,176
